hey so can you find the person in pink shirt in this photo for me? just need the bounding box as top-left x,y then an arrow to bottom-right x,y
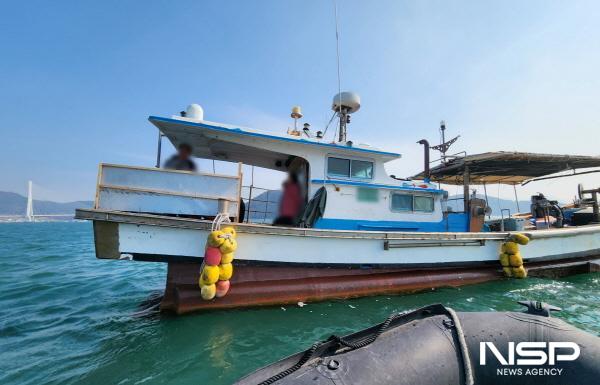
274,173 -> 303,226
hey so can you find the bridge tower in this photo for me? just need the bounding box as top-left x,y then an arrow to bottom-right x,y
26,180 -> 34,222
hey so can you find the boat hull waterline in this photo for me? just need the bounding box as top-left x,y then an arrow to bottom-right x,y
78,209 -> 600,313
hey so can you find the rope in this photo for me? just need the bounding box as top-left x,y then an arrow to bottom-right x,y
446,307 -> 474,385
322,111 -> 337,139
211,212 -> 231,232
329,311 -> 401,349
257,342 -> 321,385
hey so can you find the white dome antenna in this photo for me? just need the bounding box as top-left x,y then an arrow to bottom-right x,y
332,92 -> 360,143
185,104 -> 204,120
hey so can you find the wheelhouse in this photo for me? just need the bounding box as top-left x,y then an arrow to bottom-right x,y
148,114 -> 470,232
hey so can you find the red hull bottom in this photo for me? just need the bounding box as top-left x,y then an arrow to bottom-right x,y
159,257 -> 600,314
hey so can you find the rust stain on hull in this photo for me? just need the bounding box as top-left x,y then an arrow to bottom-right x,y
159,256 -> 600,314
160,263 -> 502,314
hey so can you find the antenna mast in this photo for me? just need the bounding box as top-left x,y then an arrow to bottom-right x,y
333,0 -> 344,141
430,120 -> 460,164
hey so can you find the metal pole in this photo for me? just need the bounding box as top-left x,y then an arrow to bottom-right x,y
483,182 -> 490,219
463,166 -> 470,214
513,184 -> 521,213
246,166 -> 255,223
263,190 -> 269,223
338,113 -> 346,143
155,131 -> 163,168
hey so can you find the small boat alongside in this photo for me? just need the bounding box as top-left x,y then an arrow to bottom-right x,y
76,93 -> 600,313
233,302 -> 600,385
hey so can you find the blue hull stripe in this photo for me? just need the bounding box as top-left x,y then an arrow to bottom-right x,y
314,214 -> 469,232
149,116 -> 401,158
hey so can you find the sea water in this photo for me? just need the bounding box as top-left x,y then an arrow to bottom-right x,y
1,222 -> 598,385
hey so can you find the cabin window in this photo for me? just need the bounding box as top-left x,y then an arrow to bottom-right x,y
391,193 -> 435,213
414,195 -> 434,212
391,193 -> 413,211
327,157 -> 351,177
351,160 -> 373,179
327,157 -> 374,179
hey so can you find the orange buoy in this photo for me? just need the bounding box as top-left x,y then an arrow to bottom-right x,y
216,280 -> 230,297
204,247 -> 222,266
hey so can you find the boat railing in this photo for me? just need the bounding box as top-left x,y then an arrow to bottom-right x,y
241,185 -> 279,224
94,163 -> 242,220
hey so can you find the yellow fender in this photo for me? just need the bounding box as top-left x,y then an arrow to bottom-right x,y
510,233 -> 530,245
221,252 -> 234,264
207,230 -> 226,247
512,265 -> 528,279
509,253 -> 523,267
200,265 -> 220,285
201,284 -> 217,300
220,237 -> 237,254
222,226 -> 237,238
502,267 -> 513,277
499,253 -> 510,267
219,263 -> 233,281
501,241 -> 519,254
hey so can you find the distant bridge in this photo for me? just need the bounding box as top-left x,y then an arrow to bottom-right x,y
2,181 -> 72,222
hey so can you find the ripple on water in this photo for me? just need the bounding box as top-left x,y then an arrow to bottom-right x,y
0,222 -> 599,385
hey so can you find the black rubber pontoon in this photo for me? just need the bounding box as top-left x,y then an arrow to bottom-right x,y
234,302 -> 600,385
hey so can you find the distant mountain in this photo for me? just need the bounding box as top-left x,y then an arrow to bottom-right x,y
0,191 -> 93,216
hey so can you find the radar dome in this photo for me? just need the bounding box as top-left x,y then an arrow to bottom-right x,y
186,104 -> 204,120
332,92 -> 361,114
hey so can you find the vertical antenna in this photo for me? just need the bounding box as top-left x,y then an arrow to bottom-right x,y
26,180 -> 34,222
333,0 -> 342,135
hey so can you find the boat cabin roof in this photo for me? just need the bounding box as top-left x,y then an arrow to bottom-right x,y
149,116 -> 401,171
412,151 -> 600,185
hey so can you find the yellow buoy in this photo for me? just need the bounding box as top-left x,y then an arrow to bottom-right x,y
220,237 -> 238,254
201,284 -> 217,300
502,241 -> 519,254
219,263 -> 233,281
499,253 -> 510,267
221,252 -> 234,264
509,253 -> 523,267
201,265 -> 220,285
207,230 -> 226,247
510,233 -> 530,245
222,226 -> 237,238
512,265 -> 527,279
502,267 -> 513,277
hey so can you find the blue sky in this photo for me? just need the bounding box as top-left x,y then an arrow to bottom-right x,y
1,1 -> 599,203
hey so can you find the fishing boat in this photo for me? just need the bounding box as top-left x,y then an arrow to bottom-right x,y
76,93 -> 600,313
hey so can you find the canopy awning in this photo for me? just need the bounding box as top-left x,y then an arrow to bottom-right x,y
411,152 -> 600,185
149,116 -> 401,171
